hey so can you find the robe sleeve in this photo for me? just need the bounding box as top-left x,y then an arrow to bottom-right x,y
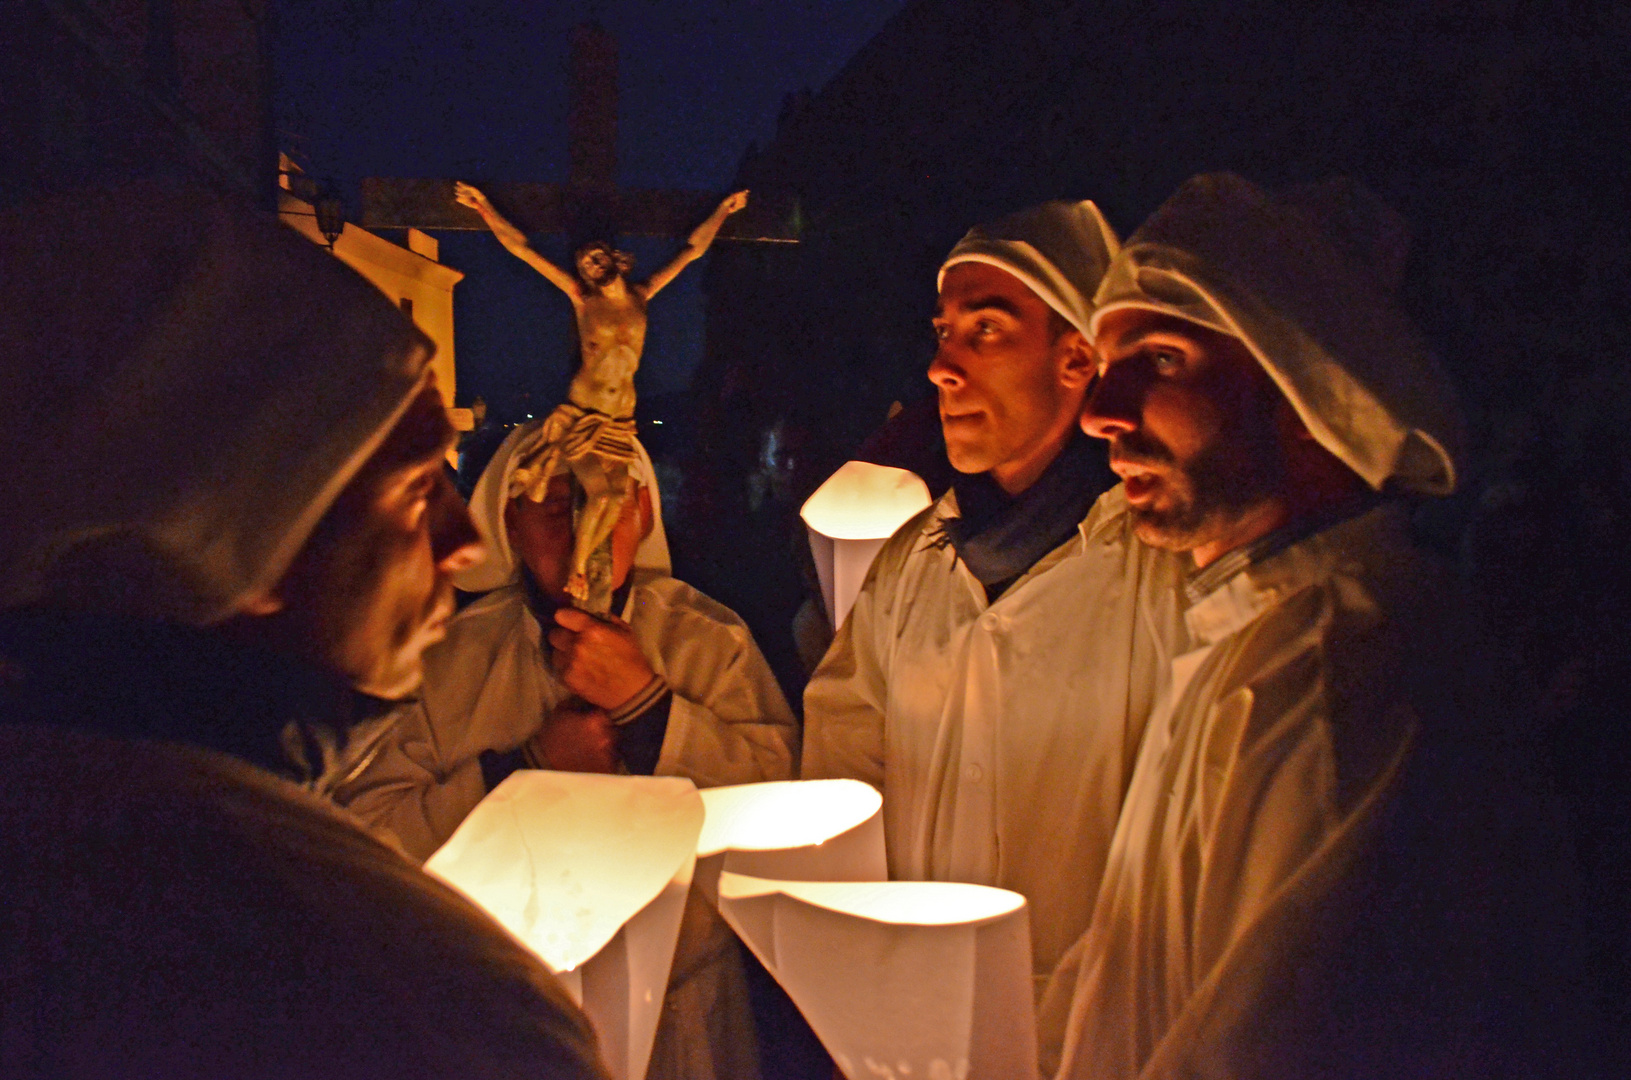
648,599 -> 799,786
335,699 -> 489,863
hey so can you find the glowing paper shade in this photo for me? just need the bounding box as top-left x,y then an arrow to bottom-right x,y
695,779 -> 886,899
801,461 -> 932,629
717,873 -> 1036,1080
425,772 -> 704,1080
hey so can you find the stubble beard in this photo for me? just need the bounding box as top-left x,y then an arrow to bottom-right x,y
1120,400 -> 1284,554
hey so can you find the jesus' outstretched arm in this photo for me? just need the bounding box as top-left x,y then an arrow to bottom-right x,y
640,190 -> 749,299
454,182 -> 580,297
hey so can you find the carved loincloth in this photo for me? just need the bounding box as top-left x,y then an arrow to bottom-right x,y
508,402 -> 639,501
508,402 -> 640,610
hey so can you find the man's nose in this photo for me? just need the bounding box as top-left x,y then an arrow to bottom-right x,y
1080,365 -> 1142,439
927,344 -> 965,391
430,473 -> 485,572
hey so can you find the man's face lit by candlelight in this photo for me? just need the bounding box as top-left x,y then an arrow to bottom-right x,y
928,262 -> 1094,494
1082,308 -> 1286,563
257,378 -> 483,698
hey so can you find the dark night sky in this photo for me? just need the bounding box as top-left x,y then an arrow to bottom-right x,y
275,0 -> 909,414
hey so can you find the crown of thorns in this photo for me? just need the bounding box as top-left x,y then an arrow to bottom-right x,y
572,240 -> 635,273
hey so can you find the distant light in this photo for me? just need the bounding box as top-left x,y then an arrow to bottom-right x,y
652,420 -> 663,425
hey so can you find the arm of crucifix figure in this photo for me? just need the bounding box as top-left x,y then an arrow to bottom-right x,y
454,182 -> 581,298
640,189 -> 749,299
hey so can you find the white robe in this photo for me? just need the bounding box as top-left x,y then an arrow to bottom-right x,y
338,574 -> 797,859
1045,504 -> 1590,1079
801,484 -> 1186,1037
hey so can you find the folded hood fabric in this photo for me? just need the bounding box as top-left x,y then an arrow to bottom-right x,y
1091,173 -> 1463,495
939,199 -> 1120,336
0,185 -> 431,624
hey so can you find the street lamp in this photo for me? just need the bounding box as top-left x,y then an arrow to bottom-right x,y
314,194 -> 345,250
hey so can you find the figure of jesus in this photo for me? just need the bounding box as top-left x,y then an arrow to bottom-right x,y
454,182 -> 747,609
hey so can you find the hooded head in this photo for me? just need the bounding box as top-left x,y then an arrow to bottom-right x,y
938,199 -> 1120,338
454,420 -> 670,597
929,200 -> 1119,492
0,185 -> 481,696
1089,173 -> 1462,497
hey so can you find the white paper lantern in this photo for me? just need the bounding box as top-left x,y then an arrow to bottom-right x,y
800,461 -> 932,630
425,772 -> 703,1080
717,872 -> 1037,1080
695,778 -> 886,900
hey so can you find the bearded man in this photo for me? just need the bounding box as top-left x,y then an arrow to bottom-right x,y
1051,173 -> 1593,1079
0,187 -> 607,1079
801,201 -> 1187,1065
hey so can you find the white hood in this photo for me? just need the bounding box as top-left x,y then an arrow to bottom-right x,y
1091,173 -> 1463,495
939,199 -> 1120,335
455,420 -> 671,593
0,185 -> 431,624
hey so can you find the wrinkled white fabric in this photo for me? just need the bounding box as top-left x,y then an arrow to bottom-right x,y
801,485 -> 1186,1042
337,576 -> 797,860
939,200 -> 1120,335
457,418 -> 671,593
1091,173 -> 1463,495
0,186 -> 429,624
1045,506 -> 1589,1080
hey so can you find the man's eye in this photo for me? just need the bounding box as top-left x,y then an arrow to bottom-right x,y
1152,350 -> 1182,374
932,323 -> 950,341
975,320 -> 999,338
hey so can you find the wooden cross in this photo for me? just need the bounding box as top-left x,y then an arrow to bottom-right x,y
359,22 -> 798,245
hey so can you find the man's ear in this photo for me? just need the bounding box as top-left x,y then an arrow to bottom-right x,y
1057,330 -> 1096,390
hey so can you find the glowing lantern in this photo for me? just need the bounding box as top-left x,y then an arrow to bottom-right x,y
695,779 -> 886,899
801,461 -> 932,630
717,872 -> 1036,1080
425,771 -> 703,1080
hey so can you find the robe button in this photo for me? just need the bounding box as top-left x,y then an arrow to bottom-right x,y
966,763 -> 984,782
980,611 -> 1001,631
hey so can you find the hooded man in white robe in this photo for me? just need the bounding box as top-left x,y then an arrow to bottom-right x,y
0,186 -> 607,1078
336,420 -> 797,1080
1054,172 -> 1593,1079
800,201 -> 1188,1061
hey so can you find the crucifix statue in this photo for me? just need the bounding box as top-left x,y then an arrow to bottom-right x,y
455,180 -> 746,608
360,22 -> 795,613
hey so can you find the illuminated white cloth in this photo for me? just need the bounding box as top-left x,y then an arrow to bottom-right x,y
0,187 -> 429,625
939,199 -> 1120,335
1045,505 -> 1587,1079
800,461 -> 933,629
802,485 -> 1186,1043
1090,173 -> 1462,495
718,873 -> 1036,1080
427,771 -> 703,1080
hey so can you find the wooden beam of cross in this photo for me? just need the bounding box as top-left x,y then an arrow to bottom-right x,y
360,23 -> 798,244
